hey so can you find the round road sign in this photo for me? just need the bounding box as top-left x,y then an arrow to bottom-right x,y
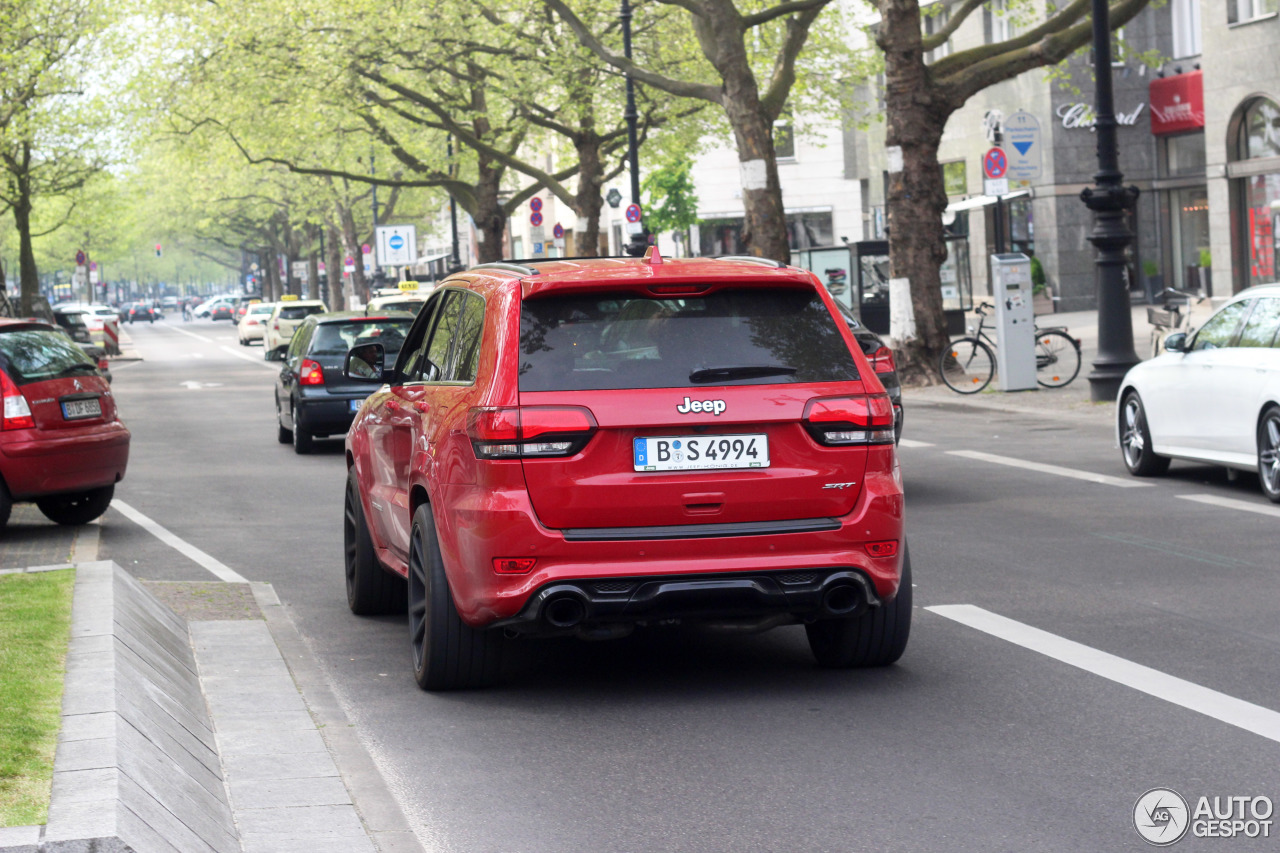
983,147 -> 1008,180
388,234 -> 405,251
552,223 -> 565,239
75,250 -> 86,265
625,203 -> 642,223
529,197 -> 543,213
530,211 -> 544,227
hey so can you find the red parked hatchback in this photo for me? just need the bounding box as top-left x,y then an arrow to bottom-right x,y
343,251 -> 908,689
0,319 -> 129,527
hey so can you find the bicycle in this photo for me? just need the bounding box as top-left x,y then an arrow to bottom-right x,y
939,302 -> 1082,394
1145,287 -> 1204,358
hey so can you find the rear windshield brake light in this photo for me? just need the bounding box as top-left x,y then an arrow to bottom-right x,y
467,406 -> 597,459
868,345 -> 896,375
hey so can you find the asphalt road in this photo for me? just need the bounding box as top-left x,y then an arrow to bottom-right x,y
102,316 -> 1280,852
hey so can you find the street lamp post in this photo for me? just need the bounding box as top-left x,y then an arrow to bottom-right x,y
1082,0 -> 1142,403
448,135 -> 463,273
621,0 -> 648,256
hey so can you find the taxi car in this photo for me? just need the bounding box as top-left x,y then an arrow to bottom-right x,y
237,302 -> 276,345
341,250 -> 909,689
263,298 -> 328,359
1119,283 -> 1280,501
0,319 -> 129,527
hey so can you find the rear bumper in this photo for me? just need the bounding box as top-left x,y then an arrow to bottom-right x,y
433,455 -> 905,627
296,395 -> 362,436
0,422 -> 130,499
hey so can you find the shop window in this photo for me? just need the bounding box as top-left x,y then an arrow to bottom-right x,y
1240,97 -> 1280,160
1233,97 -> 1280,288
1172,0 -> 1202,57
697,211 -> 834,256
1229,0 -> 1277,25
1007,197 -> 1034,256
1161,133 -> 1207,178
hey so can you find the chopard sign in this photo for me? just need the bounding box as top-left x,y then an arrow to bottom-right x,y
1056,102 -> 1145,131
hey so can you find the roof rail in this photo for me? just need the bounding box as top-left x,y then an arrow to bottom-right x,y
470,262 -> 540,276
715,255 -> 787,268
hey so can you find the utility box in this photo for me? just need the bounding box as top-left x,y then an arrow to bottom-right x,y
991,253 -> 1037,391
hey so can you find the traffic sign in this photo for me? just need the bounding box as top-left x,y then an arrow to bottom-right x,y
75,250 -> 86,265
529,197 -> 543,213
983,147 -> 1008,180
1004,110 -> 1042,181
552,223 -> 564,239
625,203 -> 642,223
375,225 -> 417,266
530,211 -> 544,227
606,188 -> 623,208
984,178 -> 1009,197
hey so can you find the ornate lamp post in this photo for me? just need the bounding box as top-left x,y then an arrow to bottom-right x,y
1082,0 -> 1142,402
621,0 -> 648,256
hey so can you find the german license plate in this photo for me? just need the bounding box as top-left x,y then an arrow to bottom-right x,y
62,398 -> 101,420
349,398 -> 363,413
633,434 -> 769,472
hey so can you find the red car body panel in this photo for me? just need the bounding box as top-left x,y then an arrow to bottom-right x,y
347,258 -> 904,628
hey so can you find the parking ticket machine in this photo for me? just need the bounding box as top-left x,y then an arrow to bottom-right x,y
991,253 -> 1037,391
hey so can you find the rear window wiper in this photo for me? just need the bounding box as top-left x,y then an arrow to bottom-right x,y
688,364 -> 797,383
58,363 -> 102,375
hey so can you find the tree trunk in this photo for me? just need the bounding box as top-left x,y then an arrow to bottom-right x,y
881,0 -> 952,384
722,86 -> 789,263
325,223 -> 346,311
13,173 -> 39,317
337,202 -> 368,305
574,134 -> 605,258
474,157 -> 506,264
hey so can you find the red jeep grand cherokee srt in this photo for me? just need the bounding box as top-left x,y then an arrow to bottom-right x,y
343,251 -> 908,689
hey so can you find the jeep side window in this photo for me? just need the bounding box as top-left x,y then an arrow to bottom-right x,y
445,293 -> 485,383
402,292 -> 463,383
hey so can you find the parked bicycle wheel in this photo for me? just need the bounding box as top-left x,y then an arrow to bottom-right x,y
1034,330 -> 1081,388
939,337 -> 995,394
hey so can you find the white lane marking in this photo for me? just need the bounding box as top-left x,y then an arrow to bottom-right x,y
897,439 -> 934,448
1179,493 -> 1280,519
220,346 -> 279,371
179,381 -> 223,389
946,449 -> 1151,488
163,324 -> 214,343
111,500 -> 248,583
928,605 -> 1280,744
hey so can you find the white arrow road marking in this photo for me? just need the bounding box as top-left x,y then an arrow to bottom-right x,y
1178,493 -> 1280,519
179,381 -> 223,389
897,439 -> 934,448
946,449 -> 1152,488
111,500 -> 248,583
928,604 -> 1280,744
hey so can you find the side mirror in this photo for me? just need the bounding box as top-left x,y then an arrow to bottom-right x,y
345,342 -> 388,382
1164,332 -> 1189,353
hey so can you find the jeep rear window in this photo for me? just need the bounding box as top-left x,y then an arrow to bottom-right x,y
518,288 -> 859,392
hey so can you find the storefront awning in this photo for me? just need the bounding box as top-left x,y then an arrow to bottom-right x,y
945,189 -> 1032,215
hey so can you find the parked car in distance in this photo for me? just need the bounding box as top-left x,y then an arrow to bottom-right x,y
238,302 -> 277,345
275,311 -> 414,453
126,302 -> 158,323
832,303 -> 903,442
342,251 -> 909,690
366,294 -> 429,316
208,302 -> 236,321
263,299 -> 328,359
1119,283 -> 1280,502
0,319 -> 129,527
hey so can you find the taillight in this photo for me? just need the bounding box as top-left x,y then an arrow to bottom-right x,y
299,359 -> 324,385
466,406 -> 597,459
865,540 -> 898,558
1,370 -> 34,430
802,395 -> 894,446
493,557 -> 536,574
272,321 -> 280,330
98,359 -> 109,371
868,345 -> 896,375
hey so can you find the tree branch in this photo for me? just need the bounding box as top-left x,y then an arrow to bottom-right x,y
741,0 -> 831,29
919,0 -> 985,51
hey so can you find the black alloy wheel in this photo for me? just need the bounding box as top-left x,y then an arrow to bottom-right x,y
407,504 -> 502,690
1119,391 -> 1170,477
344,468 -> 406,614
806,544 -> 912,668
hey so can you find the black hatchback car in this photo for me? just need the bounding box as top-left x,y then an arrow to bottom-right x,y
275,311 -> 415,453
832,304 -> 903,441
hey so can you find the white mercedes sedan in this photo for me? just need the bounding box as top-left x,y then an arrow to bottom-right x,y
1118,283 -> 1280,502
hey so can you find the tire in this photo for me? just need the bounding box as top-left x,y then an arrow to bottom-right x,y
408,504 -> 502,690
1034,330 -> 1081,388
36,485 -> 115,526
939,337 -> 995,393
0,480 -> 12,529
806,545 -> 912,668
292,415 -> 313,454
275,395 -> 292,444
1258,408 -> 1280,503
344,468 -> 406,614
1119,391 -> 1170,476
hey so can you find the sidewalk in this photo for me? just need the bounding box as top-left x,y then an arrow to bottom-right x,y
903,299 -> 1223,421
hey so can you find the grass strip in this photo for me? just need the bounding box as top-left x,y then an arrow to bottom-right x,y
0,569 -> 74,827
